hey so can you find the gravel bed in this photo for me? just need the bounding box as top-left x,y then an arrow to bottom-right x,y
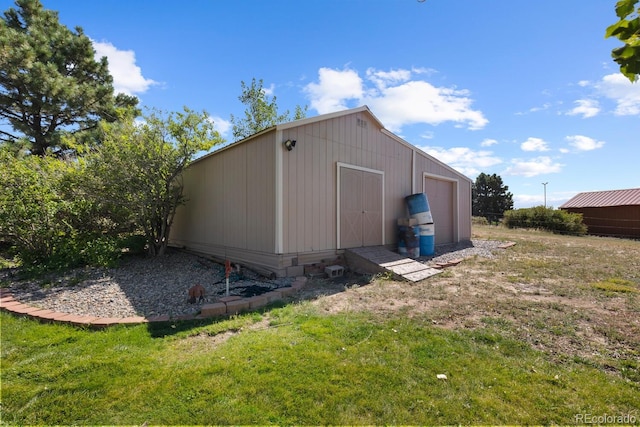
5,249 -> 293,319
424,239 -> 506,264
4,240 -> 506,319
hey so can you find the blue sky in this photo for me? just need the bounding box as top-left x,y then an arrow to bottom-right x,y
8,0 -> 639,208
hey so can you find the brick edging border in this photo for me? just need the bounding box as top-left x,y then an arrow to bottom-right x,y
0,277 -> 308,329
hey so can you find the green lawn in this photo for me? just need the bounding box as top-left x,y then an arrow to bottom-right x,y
1,307 -> 638,425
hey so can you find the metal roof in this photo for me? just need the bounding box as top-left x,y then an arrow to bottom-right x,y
559,188 -> 640,208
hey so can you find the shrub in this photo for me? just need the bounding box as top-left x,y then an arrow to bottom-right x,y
472,216 -> 490,226
119,234 -> 147,255
20,233 -> 123,273
1,150 -> 132,273
81,235 -> 122,267
0,151 -> 71,265
503,206 -> 587,236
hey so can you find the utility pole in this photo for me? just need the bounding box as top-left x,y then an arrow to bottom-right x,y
542,182 -> 548,208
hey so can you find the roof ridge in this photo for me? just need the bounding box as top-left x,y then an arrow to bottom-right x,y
560,188 -> 640,208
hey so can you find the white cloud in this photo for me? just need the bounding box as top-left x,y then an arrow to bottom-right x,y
480,138 -> 498,147
418,145 -> 502,177
365,68 -> 411,90
133,117 -> 146,128
304,67 -> 488,132
262,83 -> 276,96
515,190 -> 579,209
565,135 -> 605,151
503,156 -> 563,177
410,66 -> 438,76
529,103 -> 552,113
514,192 -> 569,209
303,67 -> 364,114
566,99 -> 600,118
93,40 -> 156,96
595,73 -> 640,116
420,131 -> 435,140
208,116 -> 232,138
366,80 -> 488,131
514,193 -> 545,208
520,137 -> 550,152
515,102 -> 552,115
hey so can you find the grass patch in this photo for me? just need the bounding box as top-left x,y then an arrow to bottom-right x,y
591,278 -> 639,294
2,307 -> 639,425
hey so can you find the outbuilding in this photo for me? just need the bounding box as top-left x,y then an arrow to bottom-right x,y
169,106 -> 472,276
559,188 -> 640,239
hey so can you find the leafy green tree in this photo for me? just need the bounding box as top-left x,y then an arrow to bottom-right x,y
472,172 -> 514,223
605,0 -> 640,82
230,78 -> 307,140
0,0 -> 138,156
87,108 -> 224,256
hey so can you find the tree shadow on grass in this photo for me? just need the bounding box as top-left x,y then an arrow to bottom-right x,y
145,300 -> 289,338
146,317 -> 216,338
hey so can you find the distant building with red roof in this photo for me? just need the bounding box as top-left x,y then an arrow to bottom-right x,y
559,188 -> 640,239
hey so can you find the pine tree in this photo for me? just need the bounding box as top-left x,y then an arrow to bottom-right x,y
472,173 -> 514,223
0,0 -> 137,156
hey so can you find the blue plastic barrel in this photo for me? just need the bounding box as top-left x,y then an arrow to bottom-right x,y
397,225 -> 420,258
405,193 -> 433,224
418,223 -> 435,256
397,226 -> 407,255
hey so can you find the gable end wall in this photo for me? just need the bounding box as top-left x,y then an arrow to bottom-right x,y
170,132 -> 276,255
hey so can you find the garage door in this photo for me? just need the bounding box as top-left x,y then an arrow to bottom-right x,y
340,166 -> 383,248
424,177 -> 455,244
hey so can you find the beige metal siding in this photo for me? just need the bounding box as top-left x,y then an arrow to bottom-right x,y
458,180 -> 472,240
170,133 -> 276,253
424,177 -> 454,244
281,111 -> 413,254
338,165 -> 384,248
246,138 -> 276,251
223,145 -> 248,248
362,171 -> 384,246
170,162 -> 205,245
340,167 -> 365,248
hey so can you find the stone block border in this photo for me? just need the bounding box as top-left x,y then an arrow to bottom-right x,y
0,277 -> 308,329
